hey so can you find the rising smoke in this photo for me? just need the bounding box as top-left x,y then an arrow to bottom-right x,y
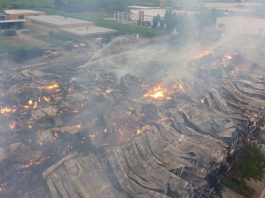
0,1 -> 265,197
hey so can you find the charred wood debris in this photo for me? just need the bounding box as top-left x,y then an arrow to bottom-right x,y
0,45 -> 265,198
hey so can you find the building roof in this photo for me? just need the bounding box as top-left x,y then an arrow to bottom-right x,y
0,19 -> 25,24
128,6 -> 160,10
26,15 -> 93,27
62,26 -> 117,37
4,9 -> 45,15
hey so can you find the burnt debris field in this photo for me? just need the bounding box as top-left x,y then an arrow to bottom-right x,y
0,36 -> 265,198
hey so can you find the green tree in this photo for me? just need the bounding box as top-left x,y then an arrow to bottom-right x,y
163,9 -> 174,31
54,0 -> 64,8
63,0 -> 99,11
101,0 -> 126,12
234,143 -> 265,182
223,143 -> 265,196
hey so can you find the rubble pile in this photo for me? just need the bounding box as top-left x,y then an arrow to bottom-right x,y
0,39 -> 264,197
43,70 -> 265,197
0,64 -> 94,197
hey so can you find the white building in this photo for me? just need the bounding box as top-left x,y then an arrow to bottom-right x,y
4,9 -> 45,20
128,7 -> 197,23
216,16 -> 265,36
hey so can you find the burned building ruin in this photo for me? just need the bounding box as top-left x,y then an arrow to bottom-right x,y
0,37 -> 264,198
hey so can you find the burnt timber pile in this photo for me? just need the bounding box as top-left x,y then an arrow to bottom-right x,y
0,38 -> 265,198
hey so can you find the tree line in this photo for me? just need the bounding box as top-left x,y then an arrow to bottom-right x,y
53,0 -> 135,12
53,0 -> 243,12
152,8 -> 223,33
222,142 -> 265,196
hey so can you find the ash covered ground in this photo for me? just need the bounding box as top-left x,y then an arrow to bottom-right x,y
0,36 -> 265,197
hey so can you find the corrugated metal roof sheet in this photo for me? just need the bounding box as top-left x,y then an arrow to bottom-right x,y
0,19 -> 25,24
4,9 -> 45,15
26,15 -> 93,27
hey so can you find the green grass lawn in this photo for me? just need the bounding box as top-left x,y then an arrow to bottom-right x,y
33,34 -> 65,47
1,0 -> 51,8
1,0 -> 159,9
0,36 -> 33,53
96,20 -> 162,37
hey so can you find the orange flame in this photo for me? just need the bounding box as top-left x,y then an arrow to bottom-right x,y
144,85 -> 171,100
0,107 -> 16,114
33,102 -> 38,109
90,134 -> 97,143
28,99 -> 33,105
28,123 -> 33,129
9,121 -> 17,129
23,105 -> 30,109
21,156 -> 50,169
23,99 -> 38,109
43,96 -> 51,103
177,83 -> 185,92
76,123 -> 81,129
224,55 -> 233,60
230,67 -> 240,75
136,128 -> 142,135
106,88 -> 113,94
193,50 -> 212,60
38,83 -> 60,91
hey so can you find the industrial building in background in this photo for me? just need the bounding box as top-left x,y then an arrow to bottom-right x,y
0,9 -> 45,34
0,10 -> 42,35
216,16 -> 265,37
0,9 -> 6,20
4,9 -> 45,20
26,15 -> 117,38
0,9 -> 116,38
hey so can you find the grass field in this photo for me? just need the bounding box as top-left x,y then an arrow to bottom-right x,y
0,36 -> 33,53
1,0 -> 51,8
33,35 -> 65,47
0,0 -> 159,9
74,13 -> 163,37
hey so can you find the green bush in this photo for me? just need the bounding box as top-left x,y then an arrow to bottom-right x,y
33,35 -> 65,47
233,143 -> 265,182
95,20 -> 162,37
1,0 -> 51,8
222,142 -> 265,196
223,177 -> 251,196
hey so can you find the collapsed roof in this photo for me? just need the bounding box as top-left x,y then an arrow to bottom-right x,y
0,37 -> 265,198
